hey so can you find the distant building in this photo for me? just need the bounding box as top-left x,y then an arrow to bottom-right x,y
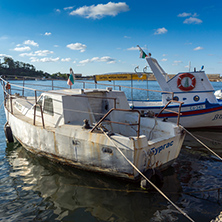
148,73 -> 221,82
74,73 -> 82,79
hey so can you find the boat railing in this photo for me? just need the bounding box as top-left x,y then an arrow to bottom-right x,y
1,79 -> 46,128
1,76 -> 179,129
90,108 -> 141,138
2,80 -> 13,114
0,75 -> 175,100
1,77 -> 119,129
156,100 -> 184,126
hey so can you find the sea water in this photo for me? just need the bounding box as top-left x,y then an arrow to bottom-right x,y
0,80 -> 222,221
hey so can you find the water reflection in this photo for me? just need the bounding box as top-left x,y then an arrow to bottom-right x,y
183,129 -> 222,156
173,132 -> 222,222
5,143 -> 182,221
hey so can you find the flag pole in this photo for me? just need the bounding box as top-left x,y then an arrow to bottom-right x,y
137,45 -> 148,58
67,68 -> 75,88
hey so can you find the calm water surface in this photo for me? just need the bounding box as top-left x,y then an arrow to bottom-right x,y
0,80 -> 222,221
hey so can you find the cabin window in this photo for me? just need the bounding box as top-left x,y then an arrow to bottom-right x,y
36,95 -> 54,116
43,96 -> 54,115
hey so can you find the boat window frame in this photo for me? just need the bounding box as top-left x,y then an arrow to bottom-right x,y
43,96 -> 54,116
36,95 -> 54,116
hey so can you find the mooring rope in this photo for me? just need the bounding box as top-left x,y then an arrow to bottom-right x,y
99,125 -> 195,222
183,128 -> 222,161
0,100 -> 4,110
192,133 -> 222,145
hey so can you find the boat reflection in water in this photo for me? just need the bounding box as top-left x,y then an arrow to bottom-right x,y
5,142 -> 182,222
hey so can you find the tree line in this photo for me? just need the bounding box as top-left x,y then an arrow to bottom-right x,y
0,57 -> 49,78
0,57 -> 90,80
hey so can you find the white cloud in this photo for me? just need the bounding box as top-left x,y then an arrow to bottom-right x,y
56,9 -> 61,13
23,40 -> 39,47
0,54 -> 12,58
178,12 -> 202,25
127,46 -> 138,51
61,58 -> 71,62
64,6 -> 74,10
185,42 -> 192,45
67,43 -> 87,52
0,36 -> 8,40
124,36 -> 131,39
193,46 -> 203,51
44,32 -> 52,36
178,12 -> 192,17
173,60 -> 182,66
19,50 -> 53,57
14,46 -> 31,52
69,2 -> 129,19
154,27 -> 168,35
161,58 -> 167,62
100,56 -> 116,63
29,57 -> 38,62
19,52 -> 36,57
40,57 -> 59,62
79,56 -> 116,65
35,50 -> 54,56
30,57 -> 60,62
91,57 -> 100,62
183,17 -> 202,24
79,59 -> 91,64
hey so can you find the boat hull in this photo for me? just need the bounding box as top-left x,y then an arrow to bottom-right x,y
131,100 -> 222,129
5,107 -> 185,180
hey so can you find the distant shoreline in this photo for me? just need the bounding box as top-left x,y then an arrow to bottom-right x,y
2,73 -> 221,82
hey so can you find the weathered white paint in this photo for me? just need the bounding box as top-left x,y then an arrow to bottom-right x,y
4,87 -> 185,180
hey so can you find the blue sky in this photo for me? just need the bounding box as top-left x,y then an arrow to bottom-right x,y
1,0 -> 222,76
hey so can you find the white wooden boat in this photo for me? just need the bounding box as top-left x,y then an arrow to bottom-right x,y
129,50 -> 222,129
1,77 -> 185,180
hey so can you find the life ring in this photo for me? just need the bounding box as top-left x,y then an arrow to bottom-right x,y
5,82 -> 11,90
177,73 -> 196,91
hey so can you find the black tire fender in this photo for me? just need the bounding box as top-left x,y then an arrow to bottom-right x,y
4,123 -> 14,143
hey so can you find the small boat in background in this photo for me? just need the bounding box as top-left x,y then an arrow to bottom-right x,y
214,89 -> 222,99
130,47 -> 222,129
1,76 -> 185,181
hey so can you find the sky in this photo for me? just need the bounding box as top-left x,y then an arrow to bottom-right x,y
1,0 -> 222,76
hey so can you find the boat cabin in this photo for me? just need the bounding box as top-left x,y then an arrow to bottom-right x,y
146,56 -> 218,105
20,88 -> 132,129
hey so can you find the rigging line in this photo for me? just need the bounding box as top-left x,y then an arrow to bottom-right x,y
0,100 -> 4,109
99,126 -> 195,222
193,133 -> 222,145
184,128 -> 222,161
